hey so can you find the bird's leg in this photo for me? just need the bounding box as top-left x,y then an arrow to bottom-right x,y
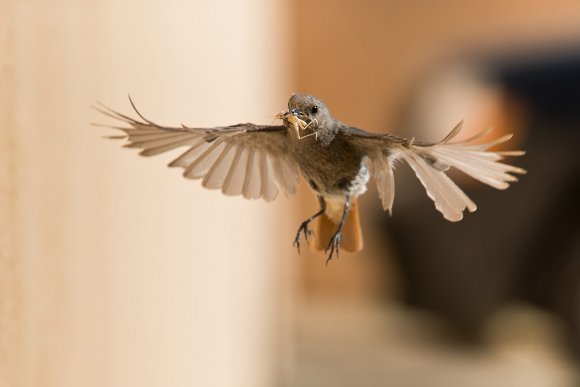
293,196 -> 326,254
325,193 -> 351,265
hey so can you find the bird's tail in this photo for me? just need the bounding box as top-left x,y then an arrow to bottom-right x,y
391,122 -> 526,221
314,199 -> 363,253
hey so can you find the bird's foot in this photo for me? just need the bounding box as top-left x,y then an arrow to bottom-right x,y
325,232 -> 341,265
293,221 -> 313,254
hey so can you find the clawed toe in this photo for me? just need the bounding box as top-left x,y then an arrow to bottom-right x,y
325,232 -> 341,265
293,221 -> 313,254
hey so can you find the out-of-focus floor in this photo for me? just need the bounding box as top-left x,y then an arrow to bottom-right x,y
292,302 -> 578,387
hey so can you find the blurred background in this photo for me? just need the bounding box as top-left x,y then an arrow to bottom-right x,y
1,0 -> 579,386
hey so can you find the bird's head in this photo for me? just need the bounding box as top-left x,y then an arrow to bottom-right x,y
287,94 -> 332,129
277,94 -> 335,141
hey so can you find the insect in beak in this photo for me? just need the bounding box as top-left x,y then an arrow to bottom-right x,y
276,110 -> 320,140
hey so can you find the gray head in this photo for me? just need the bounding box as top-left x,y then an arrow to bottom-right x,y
287,94 -> 334,130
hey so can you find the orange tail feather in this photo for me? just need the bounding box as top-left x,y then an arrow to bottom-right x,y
314,199 -> 363,253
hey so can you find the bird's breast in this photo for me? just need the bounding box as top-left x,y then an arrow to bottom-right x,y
290,131 -> 371,196
348,159 -> 370,196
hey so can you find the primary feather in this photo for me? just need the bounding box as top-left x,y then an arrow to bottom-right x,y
375,123 -> 526,221
95,98 -> 299,201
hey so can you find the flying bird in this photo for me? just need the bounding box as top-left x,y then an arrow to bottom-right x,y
97,94 -> 526,264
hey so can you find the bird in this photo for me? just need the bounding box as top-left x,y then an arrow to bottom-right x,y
96,94 -> 526,264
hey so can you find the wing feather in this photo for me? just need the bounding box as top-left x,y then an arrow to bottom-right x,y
400,150 -> 476,221
222,146 -> 247,196
348,121 -> 525,221
131,133 -> 200,156
260,151 -> 279,202
202,142 -> 235,190
183,138 -> 226,179
97,98 -> 299,201
244,149 -> 264,199
168,139 -> 210,168
271,155 -> 298,196
374,158 -> 395,214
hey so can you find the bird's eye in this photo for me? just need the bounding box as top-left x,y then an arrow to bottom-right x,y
311,105 -> 318,114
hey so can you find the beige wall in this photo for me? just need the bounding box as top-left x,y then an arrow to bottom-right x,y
1,1 -> 20,385
1,1 -> 293,386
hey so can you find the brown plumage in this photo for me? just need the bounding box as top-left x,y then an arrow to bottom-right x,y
97,94 -> 526,264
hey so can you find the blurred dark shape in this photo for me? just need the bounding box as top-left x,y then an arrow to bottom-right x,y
383,49 -> 580,355
500,50 -> 580,130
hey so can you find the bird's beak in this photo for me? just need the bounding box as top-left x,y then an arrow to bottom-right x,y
276,109 -> 319,140
276,108 -> 302,121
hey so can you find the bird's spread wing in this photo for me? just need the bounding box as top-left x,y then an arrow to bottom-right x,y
345,122 -> 526,221
95,98 -> 299,201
